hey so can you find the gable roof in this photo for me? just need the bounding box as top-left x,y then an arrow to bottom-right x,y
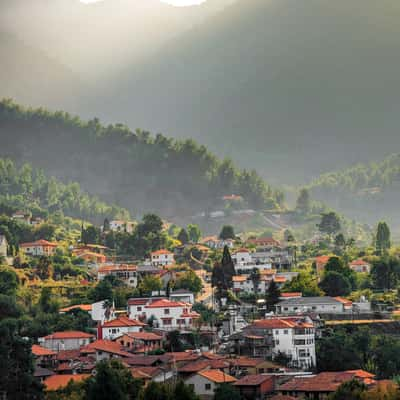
82,340 -> 132,357
277,296 -> 343,307
120,331 -> 163,341
350,259 -> 370,266
20,239 -> 58,247
151,249 -> 173,256
102,316 -> 145,328
145,299 -> 186,308
31,344 -> 57,357
42,331 -> 95,340
98,264 -> 137,273
279,371 -> 375,392
198,369 -> 237,383
234,374 -> 273,386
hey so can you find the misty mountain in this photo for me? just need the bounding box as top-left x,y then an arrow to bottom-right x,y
0,100 -> 283,219
0,0 -> 236,82
90,0 -> 400,183
308,153 -> 400,228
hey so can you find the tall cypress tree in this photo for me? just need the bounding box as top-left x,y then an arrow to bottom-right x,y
221,245 -> 235,289
265,279 -> 281,312
376,222 -> 391,255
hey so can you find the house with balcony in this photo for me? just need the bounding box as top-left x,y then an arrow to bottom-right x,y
98,264 -> 138,287
242,317 -> 316,369
127,297 -> 199,331
100,315 -> 146,340
151,250 -> 175,267
20,239 -> 58,257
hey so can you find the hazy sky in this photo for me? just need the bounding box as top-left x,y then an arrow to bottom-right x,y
80,0 -> 207,5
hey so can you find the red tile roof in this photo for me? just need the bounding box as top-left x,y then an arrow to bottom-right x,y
98,264 -> 137,273
151,249 -> 173,256
315,255 -> 331,264
21,239 -> 58,247
83,340 -> 132,357
234,374 -> 273,386
121,332 -> 163,341
350,259 -> 369,266
279,371 -> 375,393
57,350 -> 81,361
44,374 -> 90,391
59,304 -> 92,313
167,352 -> 201,362
198,369 -> 237,383
31,344 -> 57,357
229,357 -> 264,367
280,292 -> 302,298
251,318 -> 313,330
145,299 -> 186,308
102,316 -> 145,328
42,331 -> 95,340
128,298 -> 150,306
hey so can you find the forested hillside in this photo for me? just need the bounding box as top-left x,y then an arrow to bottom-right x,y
308,154 -> 400,226
0,158 -> 129,223
0,100 -> 283,218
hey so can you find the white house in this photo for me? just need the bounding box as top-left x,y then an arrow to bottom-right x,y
232,249 -> 252,265
127,298 -> 200,331
0,235 -> 7,257
185,369 -> 236,399
243,317 -> 316,369
109,220 -> 135,233
232,272 -> 289,295
39,331 -> 95,351
81,339 -> 132,362
98,264 -> 138,287
350,259 -> 371,274
20,239 -> 58,257
100,316 -> 145,340
151,250 -> 174,267
275,296 -> 352,315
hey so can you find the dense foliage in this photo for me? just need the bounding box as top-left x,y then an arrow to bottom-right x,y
0,158 -> 128,223
0,99 -> 284,217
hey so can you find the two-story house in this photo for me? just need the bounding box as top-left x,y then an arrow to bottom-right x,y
151,250 -> 175,267
20,239 -> 58,256
98,264 -> 138,287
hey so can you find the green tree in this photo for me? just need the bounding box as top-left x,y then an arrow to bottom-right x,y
249,268 -> 261,298
0,267 -> 19,296
173,270 -> 202,294
86,359 -> 142,400
370,256 -> 400,291
174,380 -> 199,400
36,256 -> 53,280
89,279 -> 113,302
296,188 -> 311,214
219,225 -> 235,240
81,225 -> 100,245
265,279 -> 281,311
330,379 -> 367,400
187,224 -> 201,243
318,212 -> 341,236
0,319 -> 44,400
103,218 -> 111,232
213,383 -> 241,400
319,271 -> 351,296
177,228 -> 189,245
283,272 -> 323,297
139,381 -> 170,400
39,287 -> 58,313
375,222 -> 391,255
221,245 -> 235,288
138,275 -> 163,295
334,233 -> 346,248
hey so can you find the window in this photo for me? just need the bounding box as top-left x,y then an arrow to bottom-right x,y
137,307 -> 142,311
205,384 -> 211,391
284,330 -> 288,335
162,318 -> 172,326
189,384 -> 194,391
112,328 -> 117,334
275,330 -> 279,335
164,309 -> 170,315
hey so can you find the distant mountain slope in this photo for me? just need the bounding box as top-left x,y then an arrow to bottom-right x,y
0,0 -> 236,81
0,158 -> 129,223
308,153 -> 400,226
92,0 -> 400,183
0,100 -> 283,219
0,31 -> 81,111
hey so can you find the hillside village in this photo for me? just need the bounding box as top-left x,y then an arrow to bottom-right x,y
2,201 -> 400,400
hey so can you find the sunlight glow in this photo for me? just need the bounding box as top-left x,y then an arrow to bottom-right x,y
80,0 -> 207,6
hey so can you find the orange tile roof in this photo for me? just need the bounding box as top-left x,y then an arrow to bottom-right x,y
44,374 -> 90,391
98,264 -> 137,273
20,239 -> 58,247
315,255 -> 331,264
229,357 -> 264,367
234,374 -> 273,386
350,259 -> 370,266
274,276 -> 286,283
59,304 -> 92,313
279,371 -> 375,392
145,299 -> 186,308
83,340 -> 132,357
43,331 -> 95,340
151,249 -> 173,255
198,369 -> 237,383
31,344 -> 57,357
102,316 -> 145,328
122,332 -> 163,341
280,292 -> 302,298
166,352 -> 201,362
233,275 -> 247,282
251,318 -> 313,329
334,297 -> 353,306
